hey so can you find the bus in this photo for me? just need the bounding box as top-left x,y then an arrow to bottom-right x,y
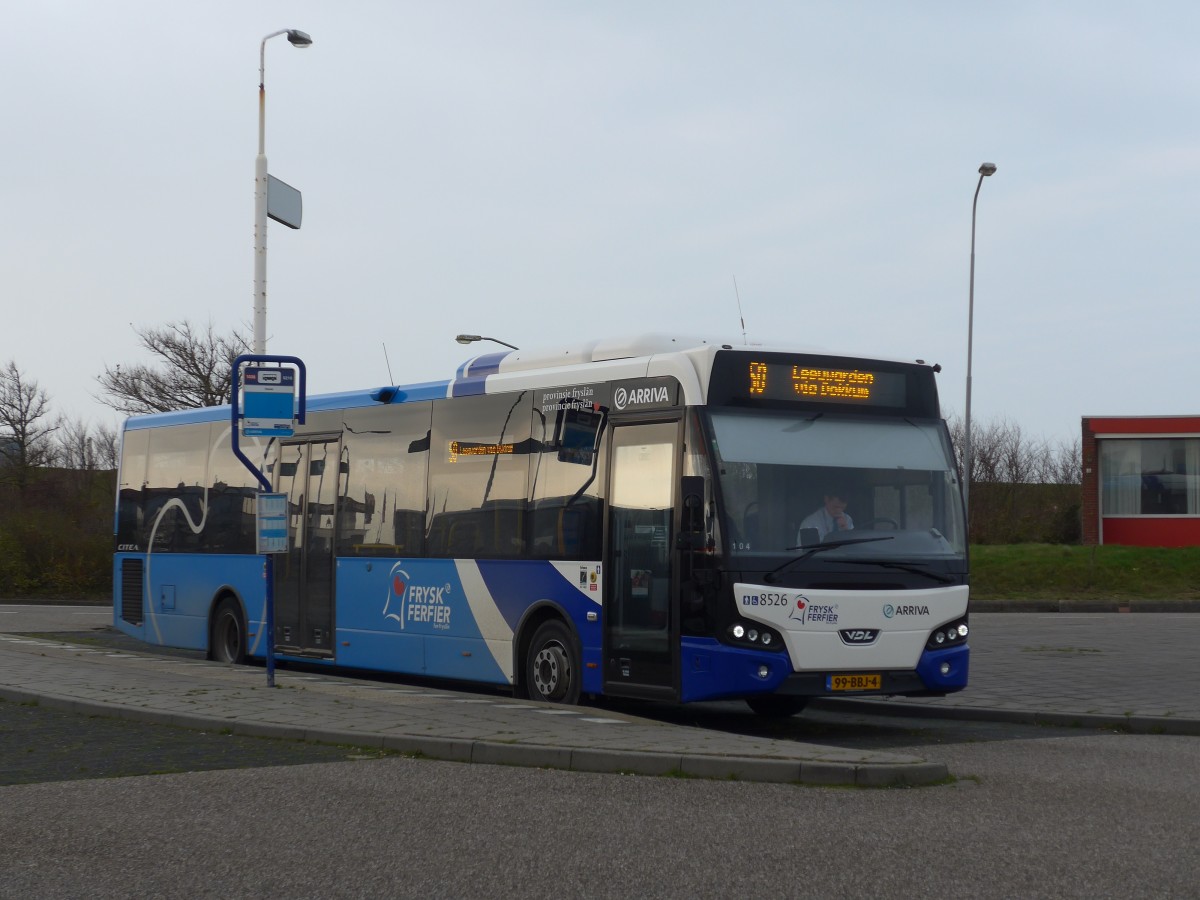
113,334 -> 969,715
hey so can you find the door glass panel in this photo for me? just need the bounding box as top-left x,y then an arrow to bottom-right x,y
304,441 -> 336,650
607,423 -> 677,688
274,440 -> 338,653
275,443 -> 306,646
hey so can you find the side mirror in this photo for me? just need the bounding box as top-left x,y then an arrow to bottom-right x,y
677,475 -> 706,550
680,476 -> 705,532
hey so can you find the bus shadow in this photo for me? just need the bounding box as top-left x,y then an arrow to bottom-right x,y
597,695 -> 1101,751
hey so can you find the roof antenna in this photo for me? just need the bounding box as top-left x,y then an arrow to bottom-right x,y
733,276 -> 748,345
382,343 -> 395,384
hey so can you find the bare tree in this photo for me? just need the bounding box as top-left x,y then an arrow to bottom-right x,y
947,413 -> 1083,542
54,417 -> 119,471
97,320 -> 250,415
0,360 -> 58,490
1045,438 -> 1082,485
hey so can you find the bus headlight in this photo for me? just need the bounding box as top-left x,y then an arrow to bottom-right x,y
726,621 -> 786,651
926,616 -> 969,652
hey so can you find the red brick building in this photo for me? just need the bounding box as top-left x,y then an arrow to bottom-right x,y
1082,416 -> 1200,546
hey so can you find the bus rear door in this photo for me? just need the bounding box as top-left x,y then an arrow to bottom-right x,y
274,437 -> 340,657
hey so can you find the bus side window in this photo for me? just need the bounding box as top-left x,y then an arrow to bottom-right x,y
338,404 -> 431,558
427,392 -> 532,559
116,429 -> 150,549
528,404 -> 606,561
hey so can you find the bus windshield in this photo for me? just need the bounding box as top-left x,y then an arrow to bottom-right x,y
708,410 -> 966,560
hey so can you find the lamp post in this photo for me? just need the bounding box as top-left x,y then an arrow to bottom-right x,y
455,334 -> 520,350
963,162 -> 997,523
253,29 -> 312,355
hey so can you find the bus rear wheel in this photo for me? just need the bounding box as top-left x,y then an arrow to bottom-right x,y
526,620 -> 581,705
210,598 -> 247,665
745,695 -> 808,717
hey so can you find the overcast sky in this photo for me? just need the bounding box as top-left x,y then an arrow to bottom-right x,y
4,1 -> 1197,444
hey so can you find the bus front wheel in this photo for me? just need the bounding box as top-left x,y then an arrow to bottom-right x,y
210,598 -> 247,665
745,695 -> 808,717
526,620 -> 581,705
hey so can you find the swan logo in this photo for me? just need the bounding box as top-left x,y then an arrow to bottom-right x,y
383,564 -> 453,631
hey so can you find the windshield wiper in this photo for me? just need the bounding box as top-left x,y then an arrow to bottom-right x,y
763,536 -> 896,584
840,559 -> 956,584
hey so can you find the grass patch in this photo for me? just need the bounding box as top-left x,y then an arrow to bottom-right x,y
970,544 -> 1200,601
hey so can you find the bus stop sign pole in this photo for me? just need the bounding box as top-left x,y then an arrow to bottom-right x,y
231,354 -> 307,687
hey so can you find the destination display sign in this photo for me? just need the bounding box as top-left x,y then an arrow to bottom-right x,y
746,361 -> 906,407
707,351 -> 939,418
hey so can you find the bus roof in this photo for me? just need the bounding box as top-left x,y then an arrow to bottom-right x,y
122,334 -> 937,431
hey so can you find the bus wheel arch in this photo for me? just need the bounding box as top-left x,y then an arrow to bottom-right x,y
517,608 -> 582,705
209,593 -> 248,665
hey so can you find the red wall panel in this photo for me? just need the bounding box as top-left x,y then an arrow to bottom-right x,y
1101,517 -> 1200,547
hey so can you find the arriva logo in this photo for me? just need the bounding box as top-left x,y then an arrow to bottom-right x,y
883,603 -> 930,618
614,385 -> 670,410
383,564 -> 453,631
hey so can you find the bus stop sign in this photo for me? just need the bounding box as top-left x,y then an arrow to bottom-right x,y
242,366 -> 296,437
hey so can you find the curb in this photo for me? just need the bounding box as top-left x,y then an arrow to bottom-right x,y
0,685 -> 948,788
967,599 -> 1200,613
812,697 -> 1200,736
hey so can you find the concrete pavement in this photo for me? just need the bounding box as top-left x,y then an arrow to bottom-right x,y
2,606 -> 1197,790
826,611 -> 1200,735
0,605 -> 944,787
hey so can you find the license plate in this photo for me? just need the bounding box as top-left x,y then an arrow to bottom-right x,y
827,673 -> 882,692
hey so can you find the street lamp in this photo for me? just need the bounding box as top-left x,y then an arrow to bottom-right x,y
963,162 -> 997,523
455,334 -> 520,350
253,29 -> 312,355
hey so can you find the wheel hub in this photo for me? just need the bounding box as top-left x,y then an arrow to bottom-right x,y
533,643 -> 569,700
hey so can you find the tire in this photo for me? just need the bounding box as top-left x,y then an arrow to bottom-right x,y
210,598 -> 247,664
745,694 -> 808,717
525,620 -> 582,705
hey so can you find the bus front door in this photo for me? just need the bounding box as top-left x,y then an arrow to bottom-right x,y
275,438 -> 340,657
604,421 -> 680,699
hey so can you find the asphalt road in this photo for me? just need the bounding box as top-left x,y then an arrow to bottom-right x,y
2,729 -> 1197,898
3,605 -> 1199,896
0,697 -> 393,786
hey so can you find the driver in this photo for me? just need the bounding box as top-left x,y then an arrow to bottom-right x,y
798,488 -> 853,541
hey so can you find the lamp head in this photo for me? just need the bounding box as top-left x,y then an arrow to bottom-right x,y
979,162 -> 997,176
287,30 -> 313,47
456,334 -> 482,345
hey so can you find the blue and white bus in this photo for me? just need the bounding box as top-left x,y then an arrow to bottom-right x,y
113,335 -> 969,715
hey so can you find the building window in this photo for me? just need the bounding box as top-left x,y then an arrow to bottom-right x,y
1100,438 -> 1200,515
